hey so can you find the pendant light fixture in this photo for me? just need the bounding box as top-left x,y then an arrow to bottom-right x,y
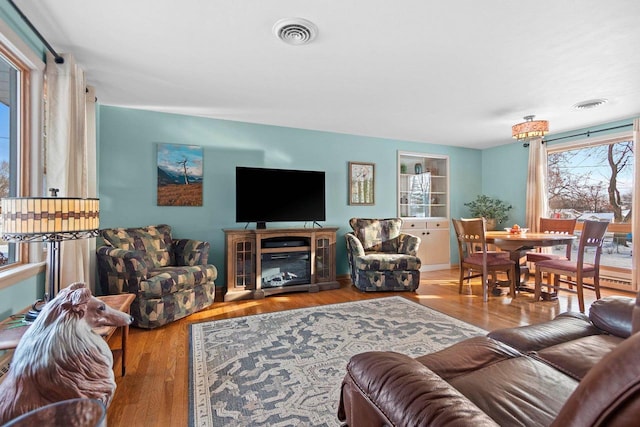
512,115 -> 549,142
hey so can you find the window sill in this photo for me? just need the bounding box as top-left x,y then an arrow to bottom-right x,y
0,262 -> 46,290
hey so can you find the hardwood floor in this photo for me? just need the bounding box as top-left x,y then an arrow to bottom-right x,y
105,268 -> 633,426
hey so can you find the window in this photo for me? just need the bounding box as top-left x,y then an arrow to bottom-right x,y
547,134 -> 634,287
0,43 -> 31,270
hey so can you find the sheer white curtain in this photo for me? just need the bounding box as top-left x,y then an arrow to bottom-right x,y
45,53 -> 98,292
525,137 -> 548,232
633,118 -> 639,291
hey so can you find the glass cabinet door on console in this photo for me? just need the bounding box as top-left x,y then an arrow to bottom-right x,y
230,236 -> 255,290
224,228 -> 340,301
315,232 -> 335,283
398,151 -> 450,271
235,241 -> 254,288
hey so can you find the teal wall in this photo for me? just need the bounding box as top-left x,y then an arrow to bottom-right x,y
0,274 -> 43,320
0,2 -> 46,59
481,139 -> 529,226
97,105 -> 483,284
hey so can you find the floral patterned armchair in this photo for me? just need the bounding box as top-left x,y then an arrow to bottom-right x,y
96,224 -> 217,328
345,218 -> 421,292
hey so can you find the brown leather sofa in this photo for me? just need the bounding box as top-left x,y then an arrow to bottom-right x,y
338,294 -> 640,426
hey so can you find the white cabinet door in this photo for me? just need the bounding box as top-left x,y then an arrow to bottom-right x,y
421,227 -> 450,266
402,220 -> 450,271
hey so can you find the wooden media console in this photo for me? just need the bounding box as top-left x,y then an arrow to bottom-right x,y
223,227 -> 340,301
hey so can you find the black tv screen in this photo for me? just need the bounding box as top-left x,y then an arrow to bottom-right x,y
236,167 -> 326,228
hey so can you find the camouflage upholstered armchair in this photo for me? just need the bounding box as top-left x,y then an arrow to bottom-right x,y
345,218 -> 421,292
96,224 -> 217,328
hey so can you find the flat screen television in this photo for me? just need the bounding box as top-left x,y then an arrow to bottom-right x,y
236,166 -> 326,229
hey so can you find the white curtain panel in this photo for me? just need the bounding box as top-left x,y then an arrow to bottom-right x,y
85,85 -> 98,291
45,53 -> 98,293
633,118 -> 639,291
525,137 -> 548,232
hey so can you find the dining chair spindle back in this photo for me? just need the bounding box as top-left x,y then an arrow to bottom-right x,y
533,220 -> 610,312
452,218 -> 516,302
526,218 -> 577,264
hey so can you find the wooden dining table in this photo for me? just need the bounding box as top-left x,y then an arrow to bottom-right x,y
485,231 -> 577,292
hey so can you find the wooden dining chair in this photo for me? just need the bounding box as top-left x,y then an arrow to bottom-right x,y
452,218 -> 516,302
526,218 -> 577,263
533,220 -> 609,313
526,218 -> 577,287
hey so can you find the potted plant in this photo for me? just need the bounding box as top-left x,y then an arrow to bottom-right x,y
464,195 -> 512,230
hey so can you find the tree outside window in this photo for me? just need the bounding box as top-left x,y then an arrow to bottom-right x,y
547,138 -> 633,277
0,53 -> 22,268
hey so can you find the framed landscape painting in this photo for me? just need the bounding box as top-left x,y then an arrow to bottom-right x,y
157,143 -> 203,206
349,161 -> 375,205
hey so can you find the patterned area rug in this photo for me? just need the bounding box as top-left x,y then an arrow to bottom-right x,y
189,296 -> 486,426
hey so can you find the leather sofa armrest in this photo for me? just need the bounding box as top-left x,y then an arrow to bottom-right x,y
173,239 -> 211,266
633,292 -> 640,334
588,295 -> 636,338
338,351 -> 499,427
398,233 -> 421,255
487,312 -> 601,353
551,331 -> 640,427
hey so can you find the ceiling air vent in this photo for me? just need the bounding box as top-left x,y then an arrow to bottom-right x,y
573,98 -> 608,110
273,18 -> 318,45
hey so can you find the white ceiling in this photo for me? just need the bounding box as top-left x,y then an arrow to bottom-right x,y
14,0 -> 640,149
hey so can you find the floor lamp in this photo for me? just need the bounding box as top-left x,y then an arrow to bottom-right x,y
0,195 -> 100,321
